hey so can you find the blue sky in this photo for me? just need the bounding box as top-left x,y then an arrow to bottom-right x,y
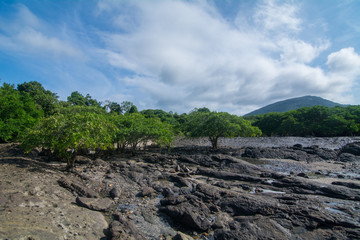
1,0 -> 360,115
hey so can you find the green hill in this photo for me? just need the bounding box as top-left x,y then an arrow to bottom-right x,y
245,96 -> 343,116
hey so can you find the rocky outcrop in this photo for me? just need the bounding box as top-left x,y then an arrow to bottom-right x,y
57,177 -> 99,198
1,142 -> 360,240
76,197 -> 112,211
242,145 -> 337,162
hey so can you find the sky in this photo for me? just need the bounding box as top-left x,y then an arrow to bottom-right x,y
1,0 -> 360,115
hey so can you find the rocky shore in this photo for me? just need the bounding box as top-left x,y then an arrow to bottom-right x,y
1,138 -> 360,239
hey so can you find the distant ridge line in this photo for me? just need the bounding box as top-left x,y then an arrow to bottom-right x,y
244,95 -> 344,116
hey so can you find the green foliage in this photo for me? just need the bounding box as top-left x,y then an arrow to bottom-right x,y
251,105 -> 360,137
104,100 -> 122,114
110,113 -> 174,151
0,83 -> 43,142
67,91 -> 101,108
184,111 -> 261,149
22,107 -> 115,168
17,81 -> 59,116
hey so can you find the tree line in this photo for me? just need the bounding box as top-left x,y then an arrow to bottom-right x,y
0,81 -> 260,168
246,105 -> 360,137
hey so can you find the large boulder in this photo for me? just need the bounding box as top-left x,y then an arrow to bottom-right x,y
340,142 -> 360,156
160,201 -> 212,231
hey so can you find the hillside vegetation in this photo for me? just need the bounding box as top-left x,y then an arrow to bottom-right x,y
245,95 -> 343,116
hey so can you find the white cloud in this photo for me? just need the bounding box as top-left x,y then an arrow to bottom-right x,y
327,47 -> 360,76
98,0 -> 359,114
2,1 -> 359,114
0,4 -> 81,58
278,38 -> 330,63
254,0 -> 301,33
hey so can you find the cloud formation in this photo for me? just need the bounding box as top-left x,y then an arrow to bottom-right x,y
97,0 -> 360,114
1,1 -> 360,115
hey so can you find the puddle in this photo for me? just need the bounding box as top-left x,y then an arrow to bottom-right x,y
262,189 -> 286,194
116,203 -> 138,212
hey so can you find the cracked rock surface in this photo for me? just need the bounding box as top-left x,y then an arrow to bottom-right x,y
1,139 -> 360,240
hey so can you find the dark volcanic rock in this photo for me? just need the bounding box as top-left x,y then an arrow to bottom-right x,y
340,142 -> 360,156
160,201 -> 212,231
214,216 -> 291,240
110,186 -> 122,198
337,153 -> 360,162
76,197 -> 112,211
140,186 -> 155,197
241,145 -> 337,162
332,181 -> 360,189
58,177 -> 99,198
220,195 -> 280,216
196,167 -> 263,183
111,213 -> 146,240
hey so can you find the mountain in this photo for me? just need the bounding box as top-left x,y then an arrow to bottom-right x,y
245,96 -> 343,116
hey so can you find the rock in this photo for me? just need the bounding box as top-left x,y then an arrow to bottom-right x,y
57,177 -> 99,198
74,155 -> 92,164
214,217 -> 291,240
140,187 -> 155,197
161,202 -> 211,231
220,194 -> 280,216
172,232 -> 194,240
332,181 -> 360,189
170,175 -> 193,188
337,153 -> 360,162
111,213 -> 147,240
110,186 -> 122,199
196,167 -> 263,183
297,172 -> 309,178
76,197 -> 112,211
160,195 -> 187,206
93,158 -> 109,167
340,142 -> 360,156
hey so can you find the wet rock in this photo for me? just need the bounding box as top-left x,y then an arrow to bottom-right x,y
76,197 -> 112,211
57,177 -> 99,198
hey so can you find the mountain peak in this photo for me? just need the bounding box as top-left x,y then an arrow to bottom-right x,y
245,96 -> 343,116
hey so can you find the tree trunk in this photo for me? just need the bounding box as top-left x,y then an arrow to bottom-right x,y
209,137 -> 218,149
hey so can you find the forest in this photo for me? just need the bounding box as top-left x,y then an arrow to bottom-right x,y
1,81 -> 360,167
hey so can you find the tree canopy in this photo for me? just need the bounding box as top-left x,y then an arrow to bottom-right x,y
0,83 -> 43,142
184,111 -> 261,149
